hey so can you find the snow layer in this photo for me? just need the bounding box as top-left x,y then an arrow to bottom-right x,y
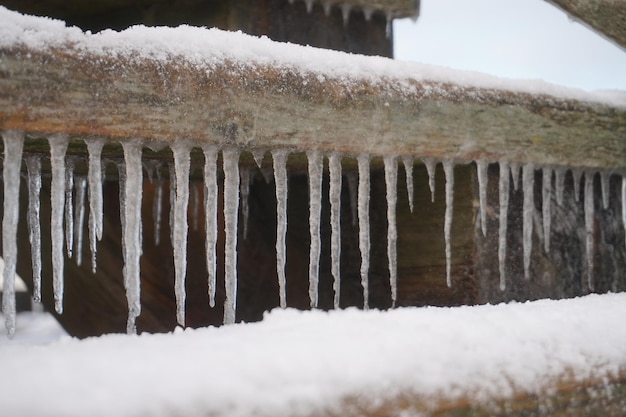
0,6 -> 624,107
2,294 -> 626,417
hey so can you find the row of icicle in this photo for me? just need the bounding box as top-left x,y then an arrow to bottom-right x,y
2,130 -> 626,336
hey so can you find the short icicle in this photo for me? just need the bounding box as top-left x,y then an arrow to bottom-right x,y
272,149 -> 289,309
2,130 -> 24,337
341,3 -> 351,26
401,156 -> 414,213
329,152 -> 342,309
222,148 -> 240,325
384,155 -> 398,306
443,160 -> 454,288
48,134 -> 69,314
423,158 -> 436,203
85,138 -> 105,274
572,168 -> 583,203
171,142 -> 191,327
522,163 -> 535,280
323,2 -> 332,16
363,7 -> 374,21
74,176 -> 87,266
498,160 -> 510,291
542,167 -> 552,253
600,170 -> 611,210
240,167 -> 251,239
65,157 -> 75,258
305,0 -> 314,13
121,140 -> 143,334
476,160 -> 488,236
510,162 -> 521,191
554,166 -> 566,206
202,145 -> 219,308
25,155 -> 42,302
584,171 -> 595,291
307,149 -> 323,309
357,153 -> 371,309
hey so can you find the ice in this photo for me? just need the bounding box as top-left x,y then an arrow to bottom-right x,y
554,166 -> 566,206
401,156 -> 414,213
385,11 -> 392,39
522,163 -> 535,280
363,7 -> 374,21
272,149 -> 289,309
498,160 -> 510,291
85,138 -> 104,274
202,145 -> 219,308
191,182 -> 200,232
2,130 -> 24,337
153,167 -> 163,246
510,162 -> 520,191
346,171 -> 358,226
328,152 -> 342,309
48,134 -> 69,314
307,150 -> 323,309
252,149 -> 265,170
476,160 -> 488,237
121,140 -> 143,334
572,168 -> 583,203
24,155 -> 42,302
64,157 -> 75,258
305,0 -> 314,14
171,142 -> 191,327
323,2 -> 332,16
73,176 -> 87,266
384,155 -> 398,306
622,176 -> 626,247
542,167 -> 552,253
423,158 -> 436,203
341,4 -> 351,26
357,153 -> 370,309
584,171 -> 595,291
443,160 -> 454,288
168,162 -> 176,246
240,167 -> 251,239
600,170 -> 610,210
222,148 -> 240,325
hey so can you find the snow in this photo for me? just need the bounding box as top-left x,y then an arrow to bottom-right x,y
2,293 -> 626,416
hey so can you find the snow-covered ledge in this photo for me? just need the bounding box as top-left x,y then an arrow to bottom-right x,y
0,6 -> 624,170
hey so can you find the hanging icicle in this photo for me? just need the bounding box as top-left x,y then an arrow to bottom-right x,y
307,150 -> 323,309
328,152 -> 342,309
202,145 -> 219,308
554,166 -> 566,206
510,162 -> 521,191
476,160 -> 488,237
357,153 -> 371,309
572,168 -> 583,203
341,3 -> 351,26
622,176 -> 626,247
222,148 -> 240,324
74,176 -> 87,267
305,0 -> 314,13
385,11 -> 392,39
542,167 -> 552,253
384,155 -> 398,306
24,155 -> 42,303
584,171 -> 595,292
48,134 -> 69,314
240,167 -> 251,240
363,7 -> 374,21
323,2 -> 332,16
498,160 -> 510,291
423,158 -> 436,203
401,156 -> 414,213
171,142 -> 191,327
168,161 -> 176,247
2,130 -> 24,337
85,138 -> 105,274
443,160 -> 454,288
600,170 -> 611,210
64,157 -> 75,259
272,149 -> 289,309
153,165 -> 163,246
522,163 -> 535,280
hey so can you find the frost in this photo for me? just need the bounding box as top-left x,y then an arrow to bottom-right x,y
384,155 -> 398,306
307,150 -> 323,309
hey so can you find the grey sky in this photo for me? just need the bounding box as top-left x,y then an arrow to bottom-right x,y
393,0 -> 626,92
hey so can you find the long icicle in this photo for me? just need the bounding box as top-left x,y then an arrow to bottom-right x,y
401,156 -> 414,213
2,130 -> 24,337
202,145 -> 218,308
476,160 -> 488,237
542,167 -> 552,253
171,142 -> 191,327
329,152 -> 342,309
554,166 -> 566,206
384,155 -> 398,306
222,148 -> 240,325
48,134 -> 69,314
272,149 -> 289,308
121,140 -> 143,334
498,160 -> 510,291
357,153 -> 370,309
168,162 -> 176,248
64,157 -> 75,258
85,139 -> 105,274
443,160 -> 454,287
74,176 -> 87,266
600,170 -> 610,210
307,150 -> 323,309
423,158 -> 436,203
584,171 -> 595,292
522,163 -> 535,280
24,155 -> 42,302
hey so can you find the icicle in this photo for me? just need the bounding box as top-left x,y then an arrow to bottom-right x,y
121,140 -> 143,334
272,149 -> 289,308
240,167 -> 251,239
423,158 -> 436,203
401,156 -> 414,213
622,176 -> 626,247
202,145 -> 218,308
118,161 -> 127,251
85,138 -> 104,274
2,130 -> 24,337
510,162 -> 521,191
323,2 -> 332,16
153,167 -> 163,246
572,168 -> 583,203
222,148 -> 240,325
305,0 -> 314,13
171,142 -> 191,327
357,154 -> 370,309
476,160 -> 488,237
74,176 -> 87,267
341,3 -> 351,26
600,170 -> 610,210
542,167 -> 552,253
584,171 -> 595,291
328,152 -> 342,309
347,171 -> 358,226
498,160 -> 510,291
307,150 -> 323,309
24,155 -> 42,302
48,134 -> 69,314
522,163 -> 535,280
385,11 -> 392,39
384,155 -> 398,306
554,166 -> 566,206
191,182 -> 200,232
443,160 -> 454,288
64,157 -> 75,258
363,7 -> 374,21
252,149 -> 265,170
168,161 -> 176,246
